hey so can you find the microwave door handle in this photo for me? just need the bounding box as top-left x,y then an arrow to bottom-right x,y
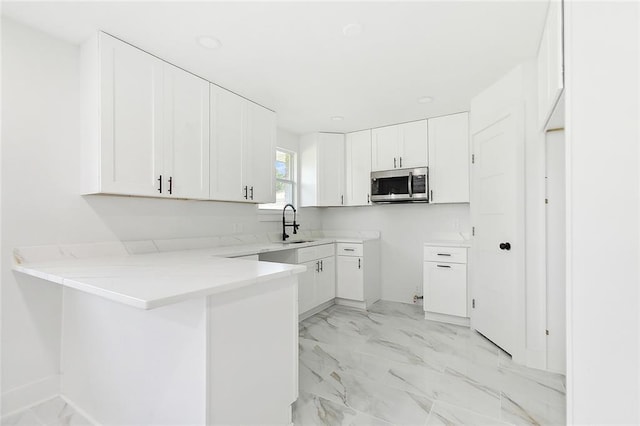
408,172 -> 413,198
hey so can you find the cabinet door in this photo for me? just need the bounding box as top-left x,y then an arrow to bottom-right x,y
299,260 -> 318,314
371,125 -> 399,171
345,130 -> 372,206
244,102 -> 276,203
316,256 -> 336,305
99,33 -> 163,196
318,133 -> 345,206
210,85 -> 245,202
423,262 -> 467,317
336,256 -> 364,301
399,120 -> 428,169
428,113 -> 469,203
163,64 -> 210,199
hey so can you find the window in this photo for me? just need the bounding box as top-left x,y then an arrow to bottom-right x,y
259,148 -> 296,210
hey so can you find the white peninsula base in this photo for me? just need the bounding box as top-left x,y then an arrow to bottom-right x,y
62,275 -> 297,425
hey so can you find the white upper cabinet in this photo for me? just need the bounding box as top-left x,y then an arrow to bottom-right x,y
371,120 -> 428,171
82,32 -> 274,203
399,120 -> 429,169
345,130 -> 372,206
244,102 -> 276,204
537,0 -> 564,129
83,33 -> 211,199
371,125 -> 399,171
163,63 -> 210,199
210,86 -> 275,204
82,32 -> 164,197
428,112 -> 470,203
210,85 -> 245,202
300,133 -> 345,207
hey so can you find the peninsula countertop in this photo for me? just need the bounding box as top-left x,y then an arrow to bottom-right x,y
13,231 -> 380,310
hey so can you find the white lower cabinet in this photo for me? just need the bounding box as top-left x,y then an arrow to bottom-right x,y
260,243 -> 336,318
335,241 -> 381,309
423,244 -> 469,325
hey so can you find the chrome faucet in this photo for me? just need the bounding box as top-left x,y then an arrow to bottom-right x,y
282,203 -> 300,241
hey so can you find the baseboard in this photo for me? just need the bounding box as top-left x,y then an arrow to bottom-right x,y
1,375 -> 60,418
334,298 -> 367,310
59,394 -> 102,426
424,311 -> 470,327
299,300 -> 334,321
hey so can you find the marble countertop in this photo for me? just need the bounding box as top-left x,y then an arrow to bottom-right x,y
14,249 -> 306,309
13,231 -> 380,310
423,240 -> 471,248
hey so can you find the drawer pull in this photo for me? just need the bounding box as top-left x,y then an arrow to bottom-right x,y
436,265 -> 451,268
437,253 -> 452,256
344,248 -> 355,252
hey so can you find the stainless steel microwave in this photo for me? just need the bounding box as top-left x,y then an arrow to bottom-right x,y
370,167 -> 429,203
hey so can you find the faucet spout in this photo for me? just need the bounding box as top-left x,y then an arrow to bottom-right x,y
282,204 -> 300,241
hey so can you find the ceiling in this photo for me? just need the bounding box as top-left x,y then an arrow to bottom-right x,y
2,1 -> 548,135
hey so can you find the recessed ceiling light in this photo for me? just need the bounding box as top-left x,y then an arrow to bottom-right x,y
331,116 -> 344,121
417,96 -> 434,104
343,23 -> 363,37
197,36 -> 222,49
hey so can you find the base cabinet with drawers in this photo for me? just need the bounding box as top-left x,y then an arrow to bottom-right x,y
423,244 -> 470,326
335,241 -> 381,310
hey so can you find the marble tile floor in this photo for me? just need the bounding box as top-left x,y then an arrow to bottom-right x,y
294,301 -> 566,426
2,397 -> 91,426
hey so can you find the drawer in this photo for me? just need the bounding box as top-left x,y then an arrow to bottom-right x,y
336,243 -> 363,257
298,243 -> 335,264
424,246 -> 467,264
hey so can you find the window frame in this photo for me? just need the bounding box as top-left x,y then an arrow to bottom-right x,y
258,147 -> 297,214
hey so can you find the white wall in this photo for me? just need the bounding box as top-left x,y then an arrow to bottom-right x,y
0,18 -> 319,415
564,2 -> 639,423
319,203 -> 470,303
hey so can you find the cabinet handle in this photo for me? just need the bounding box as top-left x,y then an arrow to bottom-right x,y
157,175 -> 162,193
344,248 -> 355,252
394,157 -> 397,168
320,260 -> 323,272
243,186 -> 248,199
436,265 -> 451,268
399,157 -> 402,167
430,190 -> 433,201
367,194 -> 370,204
250,186 -> 254,200
341,195 -> 344,205
358,258 -> 361,269
168,176 -> 173,195
437,253 -> 452,257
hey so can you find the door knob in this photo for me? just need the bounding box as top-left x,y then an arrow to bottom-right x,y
499,242 -> 511,251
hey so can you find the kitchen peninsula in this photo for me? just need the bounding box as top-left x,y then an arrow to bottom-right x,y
13,241 -> 306,425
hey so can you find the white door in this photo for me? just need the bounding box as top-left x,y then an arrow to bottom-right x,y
100,33 -> 163,197
470,107 -> 524,356
428,113 -> 470,203
545,130 -> 566,373
316,256 -> 336,304
336,256 -> 364,301
163,64 -> 210,199
245,102 -> 276,203
424,262 -> 467,317
345,130 -> 372,206
210,85 -> 245,202
371,125 -> 399,171
299,260 -> 318,314
318,133 -> 345,206
399,120 -> 428,169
